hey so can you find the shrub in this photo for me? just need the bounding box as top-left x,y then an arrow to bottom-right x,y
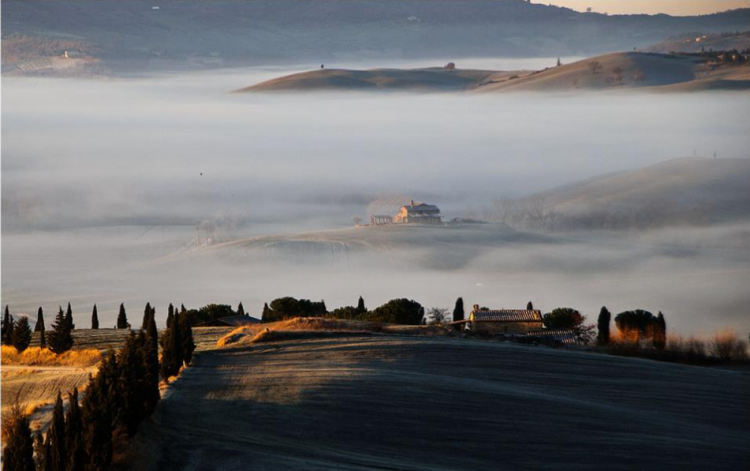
543,308 -> 583,329
365,299 -> 424,325
710,328 -> 749,362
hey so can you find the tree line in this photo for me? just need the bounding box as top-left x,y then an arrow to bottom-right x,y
2,302 -> 195,471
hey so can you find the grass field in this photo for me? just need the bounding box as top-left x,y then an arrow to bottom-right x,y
126,335 -> 750,470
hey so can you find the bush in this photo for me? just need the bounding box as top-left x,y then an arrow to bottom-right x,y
263,297 -> 327,322
710,328 -> 749,362
543,308 -> 583,329
365,299 -> 424,325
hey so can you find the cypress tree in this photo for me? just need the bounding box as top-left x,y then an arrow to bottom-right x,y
526,301 -> 534,310
49,392 -> 67,471
597,306 -> 611,346
160,308 -> 176,380
2,305 -> 14,345
65,303 -> 75,330
43,433 -> 53,471
91,305 -> 99,330
65,388 -> 86,471
36,307 -> 47,349
453,297 -> 464,322
47,307 -> 74,354
33,430 -> 46,471
115,333 -> 147,437
261,303 -> 271,322
144,311 -> 161,415
34,307 -> 45,332
117,303 -> 129,329
653,311 -> 667,350
82,369 -> 113,470
11,316 -> 32,353
356,296 -> 366,314
179,310 -> 195,366
141,303 -> 153,330
237,302 -> 245,316
1,402 -> 35,471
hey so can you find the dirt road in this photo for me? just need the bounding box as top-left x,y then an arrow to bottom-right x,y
128,336 -> 750,470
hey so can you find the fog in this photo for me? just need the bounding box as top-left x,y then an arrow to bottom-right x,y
2,65 -> 749,334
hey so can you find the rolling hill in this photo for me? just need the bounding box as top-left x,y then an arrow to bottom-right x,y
3,1 -> 750,76
237,67 -> 502,92
125,335 -> 750,470
524,157 -> 750,230
474,52 -> 750,92
241,52 -> 750,93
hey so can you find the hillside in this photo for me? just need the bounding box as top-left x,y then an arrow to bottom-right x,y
647,31 -> 750,54
3,1 -> 750,76
241,52 -> 749,93
525,157 -> 750,229
126,335 -> 750,470
473,52 -> 750,92
237,67 -> 501,92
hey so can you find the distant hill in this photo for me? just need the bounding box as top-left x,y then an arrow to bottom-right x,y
523,158 -> 750,230
242,52 -> 750,93
3,0 -> 750,76
237,67 -> 502,92
473,52 -> 750,92
647,31 -> 750,54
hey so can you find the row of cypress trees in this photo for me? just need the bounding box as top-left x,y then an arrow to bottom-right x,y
2,302 -> 196,471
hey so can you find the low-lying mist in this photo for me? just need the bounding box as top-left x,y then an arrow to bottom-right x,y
2,66 -> 749,335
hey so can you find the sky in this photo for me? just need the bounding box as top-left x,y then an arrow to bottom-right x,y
540,0 -> 749,16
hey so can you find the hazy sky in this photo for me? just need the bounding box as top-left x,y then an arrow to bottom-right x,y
541,0 -> 749,15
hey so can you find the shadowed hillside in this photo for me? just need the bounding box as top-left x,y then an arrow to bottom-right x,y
242,52 -> 750,93
237,67 -> 501,92
126,336 -> 750,470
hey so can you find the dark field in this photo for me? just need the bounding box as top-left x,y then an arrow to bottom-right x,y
127,336 -> 750,470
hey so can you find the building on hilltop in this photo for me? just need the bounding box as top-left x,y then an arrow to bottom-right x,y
464,305 -> 544,334
392,200 -> 442,224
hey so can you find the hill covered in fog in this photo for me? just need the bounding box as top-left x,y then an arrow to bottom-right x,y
3,0 -> 750,76
520,157 -> 750,230
242,52 -> 750,93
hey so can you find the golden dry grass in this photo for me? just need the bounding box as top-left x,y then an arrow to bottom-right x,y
608,327 -> 749,364
1,345 -> 102,367
217,318 -> 384,347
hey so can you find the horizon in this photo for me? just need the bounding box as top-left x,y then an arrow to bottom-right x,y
540,0 -> 749,16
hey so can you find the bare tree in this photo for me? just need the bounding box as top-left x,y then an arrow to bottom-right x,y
588,61 -> 603,75
427,308 -> 449,325
352,216 -> 363,226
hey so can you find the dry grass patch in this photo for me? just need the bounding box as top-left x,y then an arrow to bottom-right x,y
218,317 -> 382,347
1,345 -> 102,367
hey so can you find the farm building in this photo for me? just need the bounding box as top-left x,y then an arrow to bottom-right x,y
392,200 -> 442,224
450,305 -> 544,334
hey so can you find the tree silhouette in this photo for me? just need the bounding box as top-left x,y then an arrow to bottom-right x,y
453,298 -> 465,322
179,308 -> 196,366
237,302 -> 245,317
11,316 -> 32,352
356,296 -> 367,314
117,303 -> 129,329
34,307 -> 45,332
65,303 -> 75,330
47,306 -> 74,354
653,312 -> 667,350
1,400 -> 35,471
589,60 -> 603,74
91,305 -> 99,330
2,305 -> 14,345
50,392 -> 67,471
526,301 -> 534,311
597,307 -> 611,345
65,388 -> 86,471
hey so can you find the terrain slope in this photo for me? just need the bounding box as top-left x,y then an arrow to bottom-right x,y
525,157 -> 750,228
127,336 -> 750,470
243,53 -> 750,93
237,68 -> 500,92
